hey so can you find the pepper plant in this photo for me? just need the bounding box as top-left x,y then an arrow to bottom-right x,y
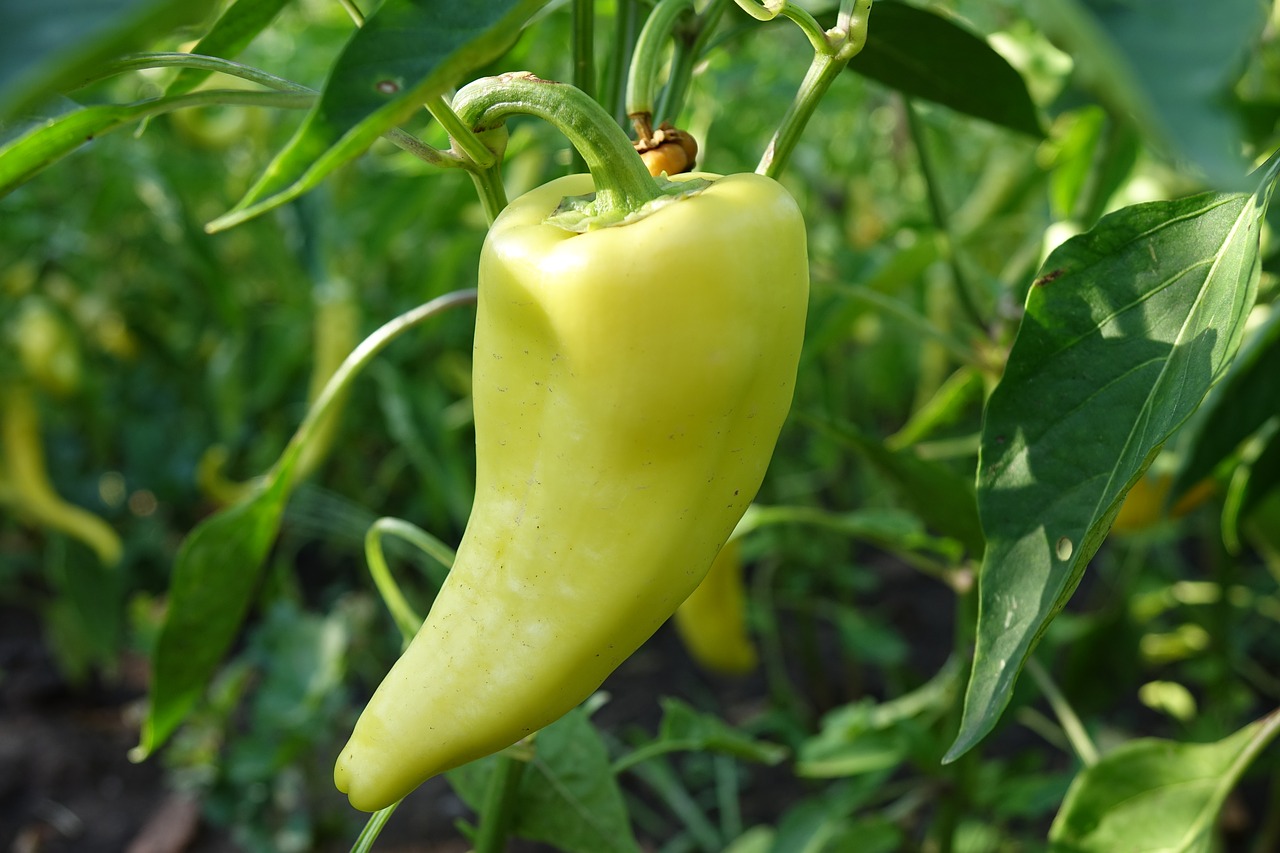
3,0 -> 1280,851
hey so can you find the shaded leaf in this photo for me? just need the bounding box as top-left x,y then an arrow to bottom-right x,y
849,0 -> 1043,138
0,0 -> 218,118
1172,309 -> 1280,500
1049,710 -> 1280,852
948,189 -> 1268,762
210,0 -> 551,231
135,473 -> 292,758
448,708 -> 640,853
1027,0 -> 1266,187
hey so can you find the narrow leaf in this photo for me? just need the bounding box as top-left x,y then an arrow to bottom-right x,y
134,474 -> 291,758
947,189 -> 1268,762
209,0 -> 551,231
1049,710 -> 1280,852
849,0 -> 1043,138
0,0 -> 219,119
0,90 -> 312,197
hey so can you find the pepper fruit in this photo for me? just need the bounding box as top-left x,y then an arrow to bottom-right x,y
333,169 -> 808,811
674,537 -> 759,675
0,381 -> 122,567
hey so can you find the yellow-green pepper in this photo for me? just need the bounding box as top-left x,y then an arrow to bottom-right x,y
674,537 -> 759,675
333,169 -> 808,812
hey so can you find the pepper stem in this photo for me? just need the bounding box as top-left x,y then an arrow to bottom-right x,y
451,73 -> 665,221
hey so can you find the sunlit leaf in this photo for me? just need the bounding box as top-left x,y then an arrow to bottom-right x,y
209,0 -> 552,231
1049,710 -> 1280,852
947,189 -> 1268,761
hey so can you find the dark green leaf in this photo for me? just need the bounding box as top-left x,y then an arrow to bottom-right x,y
162,0 -> 295,98
849,0 -> 1043,138
1049,710 -> 1280,852
948,190 -> 1268,762
134,473 -> 291,758
211,0 -> 551,230
1172,310 -> 1280,499
1221,419 -> 1280,552
815,420 -> 984,558
1028,0 -> 1266,187
448,709 -> 640,853
0,0 -> 219,119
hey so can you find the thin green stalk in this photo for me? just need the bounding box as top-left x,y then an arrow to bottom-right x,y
904,98 -> 987,332
364,517 -> 457,643
626,0 -> 696,133
339,0 -> 365,25
572,0 -> 596,99
90,53 -> 462,169
452,74 -> 667,220
750,0 -> 873,179
273,290 -> 477,489
571,0 -> 597,173
472,754 -> 527,853
349,801 -> 400,853
1026,657 -> 1099,766
932,572 -> 979,853
428,95 -> 497,169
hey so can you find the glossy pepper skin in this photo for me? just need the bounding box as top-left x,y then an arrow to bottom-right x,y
334,171 -> 808,811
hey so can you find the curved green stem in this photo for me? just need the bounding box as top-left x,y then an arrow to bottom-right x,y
92,52 -> 311,93
752,0 -> 872,179
626,0 -> 696,134
427,94 -> 496,169
451,73 -> 663,220
271,290 -> 477,489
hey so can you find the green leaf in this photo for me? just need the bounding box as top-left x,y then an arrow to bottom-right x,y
0,89 -> 312,198
134,473 -> 292,758
1221,418 -> 1280,552
1027,0 -> 1266,187
210,0 -> 551,231
162,0 -> 294,98
448,708 -> 640,853
1048,709 -> 1280,852
0,0 -> 219,119
797,657 -> 960,778
848,0 -> 1043,138
1172,309 -> 1280,500
947,189 -> 1268,762
814,420 -> 984,558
